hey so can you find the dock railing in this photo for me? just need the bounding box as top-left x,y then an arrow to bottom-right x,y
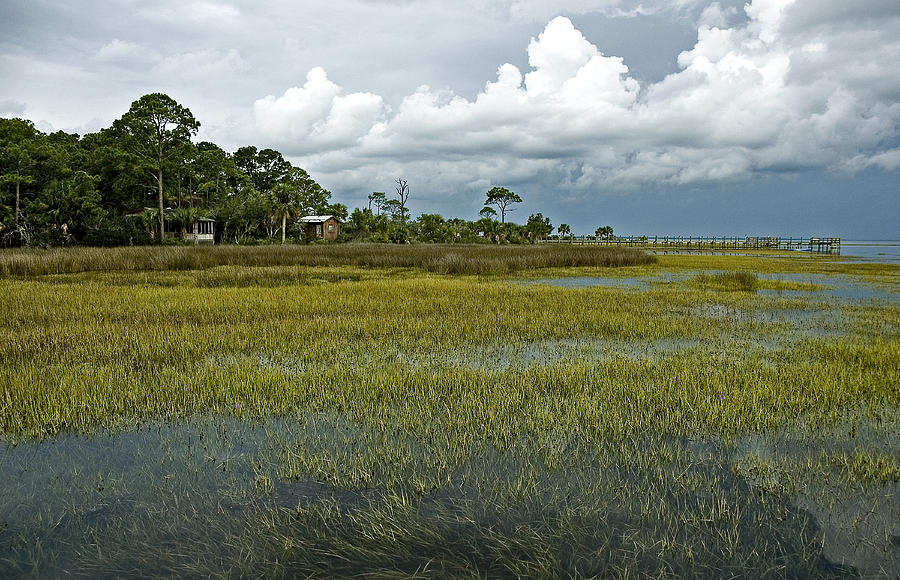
540,236 -> 841,253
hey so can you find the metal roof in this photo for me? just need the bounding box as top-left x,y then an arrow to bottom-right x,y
298,215 -> 341,223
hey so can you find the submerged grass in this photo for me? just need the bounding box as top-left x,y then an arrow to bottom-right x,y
0,247 -> 897,577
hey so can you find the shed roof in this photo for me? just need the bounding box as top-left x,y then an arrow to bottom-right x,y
299,215 -> 342,223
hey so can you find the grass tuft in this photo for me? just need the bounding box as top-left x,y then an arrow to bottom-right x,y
694,271 -> 759,292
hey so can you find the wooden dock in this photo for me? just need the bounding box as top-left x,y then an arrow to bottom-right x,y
541,236 -> 841,254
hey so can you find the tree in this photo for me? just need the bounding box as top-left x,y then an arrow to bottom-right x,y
28,171 -> 107,245
233,146 -> 291,194
484,186 -> 522,223
326,202 -> 348,221
139,208 -> 160,240
557,223 -> 571,238
231,149 -> 330,241
395,178 -> 410,225
1,143 -> 35,235
269,182 -> 305,244
382,199 -> 403,220
217,188 -> 269,243
193,141 -> 238,207
0,118 -> 40,240
79,128 -> 149,216
111,93 -> 199,240
267,166 -> 332,243
368,191 -> 386,214
171,206 -> 202,241
415,213 -> 450,243
475,216 -> 499,242
525,213 -> 553,242
594,225 -> 614,240
479,206 -> 497,220
289,166 -> 331,216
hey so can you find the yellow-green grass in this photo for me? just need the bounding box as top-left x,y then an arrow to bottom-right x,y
2,257 -> 897,443
1,248 -> 898,576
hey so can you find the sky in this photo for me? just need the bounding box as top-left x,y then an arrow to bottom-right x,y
1,0 -> 898,238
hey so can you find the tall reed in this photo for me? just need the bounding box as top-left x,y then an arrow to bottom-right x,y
0,244 -> 655,277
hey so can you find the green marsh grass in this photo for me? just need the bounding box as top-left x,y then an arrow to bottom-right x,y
0,243 -> 654,277
0,247 -> 897,576
694,270 -> 760,291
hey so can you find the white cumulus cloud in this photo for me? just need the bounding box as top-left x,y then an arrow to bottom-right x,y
253,67 -> 387,152
246,0 -> 900,199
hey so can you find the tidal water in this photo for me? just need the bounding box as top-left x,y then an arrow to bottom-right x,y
840,240 -> 900,264
2,268 -> 897,577
4,414 -> 896,577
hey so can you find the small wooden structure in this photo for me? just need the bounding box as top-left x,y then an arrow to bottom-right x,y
174,216 -> 215,245
299,215 -> 341,241
127,208 -> 215,244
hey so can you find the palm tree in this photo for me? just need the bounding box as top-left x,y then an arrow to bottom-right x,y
140,208 -> 160,240
594,225 -> 614,240
172,206 -> 202,241
269,182 -> 305,244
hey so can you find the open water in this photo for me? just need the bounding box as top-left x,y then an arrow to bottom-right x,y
840,240 -> 900,264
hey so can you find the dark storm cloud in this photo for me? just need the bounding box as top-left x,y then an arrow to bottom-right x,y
0,0 -> 897,236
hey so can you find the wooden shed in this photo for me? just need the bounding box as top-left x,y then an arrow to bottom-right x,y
299,215 -> 341,241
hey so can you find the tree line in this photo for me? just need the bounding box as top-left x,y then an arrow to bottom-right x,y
1,92 -> 610,247
0,93 -> 338,247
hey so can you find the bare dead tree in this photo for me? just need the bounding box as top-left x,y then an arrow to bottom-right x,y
395,178 -> 410,225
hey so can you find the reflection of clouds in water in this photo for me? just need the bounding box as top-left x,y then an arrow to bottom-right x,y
732,411 -> 900,576
4,411 -> 897,576
406,336 -> 698,371
529,272 -> 896,304
757,273 -> 897,302
795,484 -> 900,577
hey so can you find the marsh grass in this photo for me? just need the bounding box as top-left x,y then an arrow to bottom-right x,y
0,243 -> 654,277
0,417 -> 856,578
0,249 -> 897,576
694,271 -> 760,291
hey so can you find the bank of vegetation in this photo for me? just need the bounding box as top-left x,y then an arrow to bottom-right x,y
0,243 -> 653,277
1,94 -> 567,249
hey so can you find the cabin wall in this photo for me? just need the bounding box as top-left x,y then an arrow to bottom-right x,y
322,218 -> 339,241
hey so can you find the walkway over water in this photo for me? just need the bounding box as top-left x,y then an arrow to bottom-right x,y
541,236 -> 841,254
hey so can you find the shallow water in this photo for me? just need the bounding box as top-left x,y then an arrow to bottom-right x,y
758,273 -> 897,303
840,241 -> 900,265
3,415 -> 890,577
3,268 -> 896,577
527,271 -> 897,306
407,336 -> 698,371
731,409 -> 900,577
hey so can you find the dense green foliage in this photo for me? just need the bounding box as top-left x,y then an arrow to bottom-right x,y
2,94 -> 566,248
0,97 -> 335,248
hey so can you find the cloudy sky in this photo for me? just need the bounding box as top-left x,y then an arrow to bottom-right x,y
2,0 -> 898,237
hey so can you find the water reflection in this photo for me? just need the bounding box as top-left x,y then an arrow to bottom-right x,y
4,415 -> 893,577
